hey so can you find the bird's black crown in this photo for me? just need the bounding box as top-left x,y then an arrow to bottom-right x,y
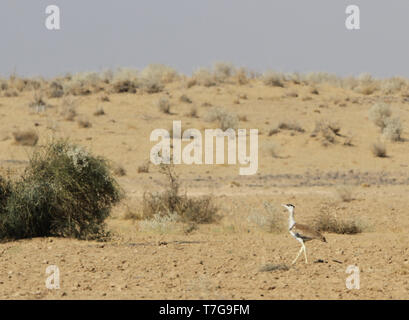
286,204 -> 295,208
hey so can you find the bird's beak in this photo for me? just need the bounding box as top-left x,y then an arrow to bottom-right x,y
281,204 -> 287,208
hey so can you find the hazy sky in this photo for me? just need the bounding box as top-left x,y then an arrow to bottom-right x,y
1,0 -> 408,78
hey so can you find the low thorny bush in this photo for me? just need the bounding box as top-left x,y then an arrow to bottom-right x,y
205,106 -> 239,130
142,164 -> 219,225
369,102 -> 403,142
0,140 -> 123,241
314,210 -> 363,235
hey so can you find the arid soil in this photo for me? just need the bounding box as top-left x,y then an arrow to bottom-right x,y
0,77 -> 409,299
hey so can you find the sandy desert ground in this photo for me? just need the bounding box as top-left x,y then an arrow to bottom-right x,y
0,69 -> 409,299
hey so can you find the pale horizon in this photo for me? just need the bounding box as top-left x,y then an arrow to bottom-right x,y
1,0 -> 409,79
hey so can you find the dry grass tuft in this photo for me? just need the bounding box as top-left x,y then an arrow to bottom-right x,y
157,96 -> 171,114
277,120 -> 304,133
93,107 -> 105,116
383,117 -> 403,142
205,107 -> 238,130
213,62 -> 235,82
371,141 -> 387,157
142,164 -> 219,224
314,210 -> 363,235
186,105 -> 198,118
192,68 -> 217,87
311,120 -> 341,145
12,130 -> 39,146
262,71 -> 285,87
179,94 -> 192,104
137,161 -> 150,173
60,96 -> 78,121
77,117 -> 92,128
29,92 -> 47,110
369,103 -> 404,141
235,67 -> 249,85
369,103 -> 392,130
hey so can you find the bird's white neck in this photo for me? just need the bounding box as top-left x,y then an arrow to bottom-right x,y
287,208 -> 295,230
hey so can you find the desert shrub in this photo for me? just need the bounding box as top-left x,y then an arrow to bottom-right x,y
138,64 -> 177,94
354,83 -> 378,95
262,71 -> 285,87
48,81 -> 64,98
12,130 -> 39,146
285,72 -> 301,84
157,96 -> 171,114
185,78 -> 197,88
205,107 -> 238,130
94,107 -> 105,116
311,120 -> 341,145
381,77 -> 406,94
371,141 -> 387,157
137,161 -> 150,173
302,72 -> 341,86
268,128 -> 280,136
383,117 -> 403,141
112,80 -> 137,94
369,102 -> 392,130
192,68 -> 217,87
0,141 -> 122,240
343,133 -> 354,146
142,164 -> 218,224
141,78 -> 164,94
186,105 -> 198,118
99,94 -> 110,102
63,72 -> 100,96
179,94 -> 192,103
29,92 -> 47,110
0,177 -> 12,213
277,120 -> 305,133
4,89 -> 18,97
140,64 -> 178,84
235,67 -> 249,85
60,96 -> 78,121
113,164 -> 126,176
369,103 -> 404,141
314,211 -> 363,234
111,68 -> 138,93
77,117 -> 92,128
213,62 -> 235,82
354,73 -> 379,95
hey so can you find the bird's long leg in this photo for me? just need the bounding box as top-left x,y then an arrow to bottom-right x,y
292,245 -> 304,265
303,244 -> 308,263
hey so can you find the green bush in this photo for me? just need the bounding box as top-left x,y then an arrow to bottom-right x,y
0,177 -> 12,213
0,141 -> 122,241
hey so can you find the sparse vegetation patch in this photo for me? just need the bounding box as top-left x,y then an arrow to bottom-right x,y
0,141 -> 122,241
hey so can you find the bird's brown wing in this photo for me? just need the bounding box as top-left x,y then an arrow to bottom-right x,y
292,223 -> 326,242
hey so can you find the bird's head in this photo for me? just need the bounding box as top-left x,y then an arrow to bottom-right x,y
281,203 -> 295,213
